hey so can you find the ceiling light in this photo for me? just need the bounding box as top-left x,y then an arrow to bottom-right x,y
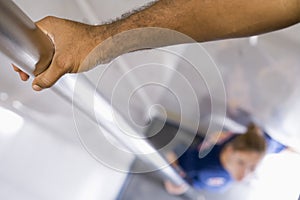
0,92 -> 8,101
0,106 -> 24,134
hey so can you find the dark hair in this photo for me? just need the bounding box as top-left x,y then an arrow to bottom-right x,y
228,123 -> 266,153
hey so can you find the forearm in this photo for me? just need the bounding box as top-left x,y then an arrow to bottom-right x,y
81,0 -> 300,69
103,0 -> 300,41
19,0 -> 300,90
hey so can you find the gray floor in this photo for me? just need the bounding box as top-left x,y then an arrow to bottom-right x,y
116,118 -> 202,200
117,158 -> 205,200
116,159 -> 184,200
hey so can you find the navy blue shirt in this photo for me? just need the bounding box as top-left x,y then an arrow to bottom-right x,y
264,132 -> 286,154
177,132 -> 286,191
178,138 -> 233,191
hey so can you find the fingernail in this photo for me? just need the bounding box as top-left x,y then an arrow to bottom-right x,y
33,85 -> 42,91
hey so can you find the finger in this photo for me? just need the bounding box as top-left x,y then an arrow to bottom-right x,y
12,66 -> 21,72
32,54 -> 72,91
19,71 -> 30,81
12,64 -> 22,72
12,64 -> 30,81
33,51 -> 53,77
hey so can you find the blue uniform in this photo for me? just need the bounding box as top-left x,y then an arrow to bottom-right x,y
177,137 -> 234,192
177,132 -> 286,191
264,132 -> 286,154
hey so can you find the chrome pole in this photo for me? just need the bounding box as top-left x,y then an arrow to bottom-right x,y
0,0 -> 190,190
0,0 -> 53,75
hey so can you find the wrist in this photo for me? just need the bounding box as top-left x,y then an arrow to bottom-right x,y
79,22 -> 193,71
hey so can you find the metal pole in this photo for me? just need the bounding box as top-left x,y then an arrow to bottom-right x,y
0,0 -> 53,75
0,0 -> 189,190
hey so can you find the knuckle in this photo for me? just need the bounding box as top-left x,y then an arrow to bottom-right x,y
39,16 -> 55,24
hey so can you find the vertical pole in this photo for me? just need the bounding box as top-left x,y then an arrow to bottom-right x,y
0,0 -> 190,191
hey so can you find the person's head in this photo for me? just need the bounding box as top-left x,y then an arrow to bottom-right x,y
221,123 -> 266,181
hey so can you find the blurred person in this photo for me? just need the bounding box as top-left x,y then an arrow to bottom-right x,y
164,123 -> 268,195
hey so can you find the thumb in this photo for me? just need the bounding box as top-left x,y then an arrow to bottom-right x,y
32,54 -> 72,91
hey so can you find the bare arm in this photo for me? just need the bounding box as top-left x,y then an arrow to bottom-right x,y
109,0 -> 300,41
15,0 -> 300,90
